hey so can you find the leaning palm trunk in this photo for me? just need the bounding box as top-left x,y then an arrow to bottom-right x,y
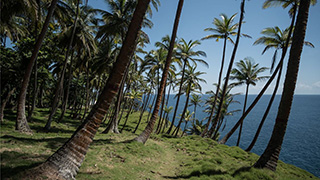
201,37 -> 227,137
58,51 -> 75,123
246,61 -> 283,152
167,59 -> 187,134
29,1 -> 150,179
16,0 -> 59,133
44,0 -> 80,130
173,87 -> 191,137
236,84 -> 249,146
219,2 -> 296,145
135,0 -> 184,144
211,0 -> 246,139
254,0 -> 310,171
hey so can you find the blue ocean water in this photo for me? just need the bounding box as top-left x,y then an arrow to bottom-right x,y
156,94 -> 320,177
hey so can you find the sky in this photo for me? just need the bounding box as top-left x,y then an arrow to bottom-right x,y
90,0 -> 320,94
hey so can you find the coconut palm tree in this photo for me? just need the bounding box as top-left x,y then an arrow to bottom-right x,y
219,0 -> 317,145
245,26 -> 313,152
26,1 -> 151,179
134,0 -> 184,144
180,109 -> 194,136
254,0 -> 312,171
189,94 -> 202,124
201,11 -> 251,138
204,84 -> 241,139
16,0 -> 59,133
230,57 -> 269,146
173,66 -> 206,137
167,38 -> 208,134
211,0 -> 246,142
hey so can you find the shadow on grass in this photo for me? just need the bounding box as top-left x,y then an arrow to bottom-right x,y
163,169 -> 227,179
0,150 -> 45,179
232,166 -> 252,176
1,135 -> 69,150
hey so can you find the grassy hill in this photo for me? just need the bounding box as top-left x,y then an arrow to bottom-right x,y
1,108 -> 318,179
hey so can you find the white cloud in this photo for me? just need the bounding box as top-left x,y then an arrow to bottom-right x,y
312,81 -> 320,88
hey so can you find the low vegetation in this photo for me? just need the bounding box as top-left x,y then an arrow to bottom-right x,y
1,109 -> 317,180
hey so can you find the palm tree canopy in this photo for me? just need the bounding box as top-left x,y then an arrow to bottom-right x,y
230,57 -> 269,87
177,38 -> 208,68
263,0 -> 317,16
254,26 -> 314,72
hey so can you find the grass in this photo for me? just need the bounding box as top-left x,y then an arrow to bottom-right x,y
1,108 -> 318,180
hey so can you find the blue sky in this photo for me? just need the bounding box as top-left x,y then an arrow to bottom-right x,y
89,0 -> 320,94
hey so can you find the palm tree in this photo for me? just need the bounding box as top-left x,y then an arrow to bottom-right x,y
254,0 -> 311,171
245,26 -> 313,152
219,0 -> 316,145
16,0 -> 59,133
210,0 -> 246,141
230,57 -> 269,146
167,38 -> 207,134
181,109 -> 194,136
201,12 -> 250,137
172,66 -> 206,137
189,94 -> 202,124
204,84 -> 241,139
29,1 -> 151,178
134,0 -> 184,144
121,89 -> 142,132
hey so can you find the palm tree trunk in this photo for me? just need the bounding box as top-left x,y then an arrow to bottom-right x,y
146,92 -> 156,123
254,0 -> 310,171
31,1 -> 150,179
167,59 -> 187,134
173,87 -> 190,137
81,66 -> 90,121
58,50 -> 75,123
16,0 -> 58,133
219,3 -> 296,145
27,0 -> 41,121
156,85 -> 167,134
246,61 -> 283,152
202,37 -> 227,137
1,87 -> 16,121
236,84 -> 249,146
45,0 -> 80,130
120,101 -> 133,133
134,0 -> 184,144
212,0 -> 246,140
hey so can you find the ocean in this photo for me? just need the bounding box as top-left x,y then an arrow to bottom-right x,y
154,94 -> 320,177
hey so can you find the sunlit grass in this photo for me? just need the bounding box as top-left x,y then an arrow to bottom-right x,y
1,108 -> 318,179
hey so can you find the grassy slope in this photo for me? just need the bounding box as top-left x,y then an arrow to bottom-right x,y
0,108 -> 318,180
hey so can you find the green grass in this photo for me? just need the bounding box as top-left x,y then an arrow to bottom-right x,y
1,108 -> 318,180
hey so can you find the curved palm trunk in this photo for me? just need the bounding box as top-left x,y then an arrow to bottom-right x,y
167,59 -> 187,134
213,0 -> 246,140
236,84 -> 249,146
201,37 -> 227,137
31,1 -> 150,178
16,0 -> 58,133
135,0 -> 184,144
254,0 -> 310,171
58,51 -> 75,123
27,0 -> 41,121
246,61 -> 283,152
219,3 -> 296,145
173,87 -> 191,137
44,0 -> 80,131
